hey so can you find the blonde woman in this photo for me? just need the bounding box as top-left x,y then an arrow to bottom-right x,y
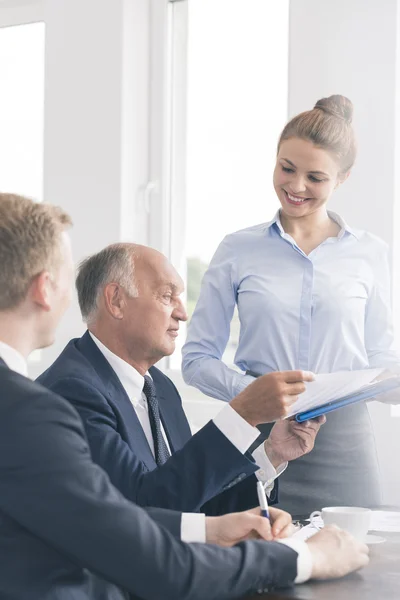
182,96 -> 399,513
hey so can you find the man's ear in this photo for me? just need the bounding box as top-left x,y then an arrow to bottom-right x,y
335,170 -> 351,189
103,283 -> 126,320
30,271 -> 52,312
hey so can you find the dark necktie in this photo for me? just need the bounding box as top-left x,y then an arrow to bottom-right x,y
143,375 -> 171,465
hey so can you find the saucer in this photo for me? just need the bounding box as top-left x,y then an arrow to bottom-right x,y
364,534 -> 386,544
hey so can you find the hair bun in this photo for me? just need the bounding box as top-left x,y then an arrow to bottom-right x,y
314,95 -> 353,124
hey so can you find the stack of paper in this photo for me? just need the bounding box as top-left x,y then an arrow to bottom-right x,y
287,368 -> 384,418
296,512 -> 400,535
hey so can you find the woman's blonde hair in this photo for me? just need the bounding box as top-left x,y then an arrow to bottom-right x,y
278,95 -> 357,174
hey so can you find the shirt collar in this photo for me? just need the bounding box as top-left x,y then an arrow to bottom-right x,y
0,340 -> 28,377
89,331 -> 147,404
266,209 -> 359,240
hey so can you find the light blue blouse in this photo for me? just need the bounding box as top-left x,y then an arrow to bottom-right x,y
182,211 -> 400,402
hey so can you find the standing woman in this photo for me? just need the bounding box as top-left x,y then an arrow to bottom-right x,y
182,95 -> 399,514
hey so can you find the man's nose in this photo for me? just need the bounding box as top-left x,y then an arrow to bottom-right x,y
174,298 -> 188,322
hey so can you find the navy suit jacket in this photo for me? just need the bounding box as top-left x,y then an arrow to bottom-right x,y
0,359 -> 297,599
38,331 -> 277,514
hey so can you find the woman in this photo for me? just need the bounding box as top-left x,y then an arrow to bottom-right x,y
182,95 -> 400,514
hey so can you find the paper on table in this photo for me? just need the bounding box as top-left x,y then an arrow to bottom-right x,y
370,511 -> 400,532
287,368 -> 384,418
291,523 -> 320,541
305,512 -> 400,532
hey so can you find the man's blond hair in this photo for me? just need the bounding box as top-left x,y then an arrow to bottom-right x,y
0,193 -> 72,310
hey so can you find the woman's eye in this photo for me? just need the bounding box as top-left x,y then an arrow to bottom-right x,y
282,166 -> 294,173
309,175 -> 324,183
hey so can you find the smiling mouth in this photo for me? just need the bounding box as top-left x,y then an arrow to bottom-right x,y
284,190 -> 310,205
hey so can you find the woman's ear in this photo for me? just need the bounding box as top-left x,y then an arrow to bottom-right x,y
335,170 -> 351,189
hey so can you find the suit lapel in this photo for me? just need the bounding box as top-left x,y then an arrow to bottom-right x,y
77,332 -> 157,469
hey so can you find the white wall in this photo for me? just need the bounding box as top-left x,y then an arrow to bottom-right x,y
289,0 -> 400,506
32,0 -> 154,376
289,0 -> 398,242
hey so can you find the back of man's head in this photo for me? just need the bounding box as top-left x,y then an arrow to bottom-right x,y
0,193 -> 72,311
76,243 -> 138,323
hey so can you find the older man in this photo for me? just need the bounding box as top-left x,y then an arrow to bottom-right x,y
0,194 -> 369,600
39,242 -> 324,521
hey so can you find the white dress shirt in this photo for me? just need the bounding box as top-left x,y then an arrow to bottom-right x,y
0,340 -> 28,377
0,337 -> 312,582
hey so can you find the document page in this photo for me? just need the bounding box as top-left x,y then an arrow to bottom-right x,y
287,368 -> 384,418
294,512 -> 400,534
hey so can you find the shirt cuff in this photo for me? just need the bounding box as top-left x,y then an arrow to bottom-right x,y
252,444 -> 288,495
181,513 -> 206,543
234,372 -> 256,396
213,403 -> 260,454
277,539 -> 313,584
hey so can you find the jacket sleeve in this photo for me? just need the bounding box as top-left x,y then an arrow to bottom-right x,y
0,386 -> 298,600
44,377 -> 259,512
202,472 -> 278,516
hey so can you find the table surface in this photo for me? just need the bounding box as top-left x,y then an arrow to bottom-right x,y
244,530 -> 400,600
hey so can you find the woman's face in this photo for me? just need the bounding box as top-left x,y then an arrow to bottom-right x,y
273,137 -> 345,219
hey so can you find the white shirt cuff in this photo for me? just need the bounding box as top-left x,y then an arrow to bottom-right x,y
181,513 -> 206,543
277,539 -> 313,584
213,403 -> 260,454
252,444 -> 288,496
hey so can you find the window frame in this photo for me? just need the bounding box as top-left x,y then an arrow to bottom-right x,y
147,0 -> 189,377
0,0 -> 44,28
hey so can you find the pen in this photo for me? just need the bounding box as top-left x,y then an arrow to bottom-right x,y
256,480 -> 270,520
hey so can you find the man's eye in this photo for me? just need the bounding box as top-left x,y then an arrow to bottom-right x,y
163,294 -> 172,301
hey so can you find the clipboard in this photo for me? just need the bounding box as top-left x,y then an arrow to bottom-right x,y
295,376 -> 400,423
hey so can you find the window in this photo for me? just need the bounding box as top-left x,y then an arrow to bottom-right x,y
0,21 -> 45,199
0,12 -> 45,366
167,0 -> 289,373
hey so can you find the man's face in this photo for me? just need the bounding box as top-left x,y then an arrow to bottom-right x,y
38,232 -> 74,348
121,252 -> 187,368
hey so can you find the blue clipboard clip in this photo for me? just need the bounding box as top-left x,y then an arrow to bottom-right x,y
295,376 -> 400,423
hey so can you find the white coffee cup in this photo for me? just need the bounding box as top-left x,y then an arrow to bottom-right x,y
310,506 -> 371,540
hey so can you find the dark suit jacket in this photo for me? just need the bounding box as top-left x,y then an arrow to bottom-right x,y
0,359 -> 297,599
38,331 -> 277,515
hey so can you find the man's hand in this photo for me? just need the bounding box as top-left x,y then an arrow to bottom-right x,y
230,371 -> 314,426
205,506 -> 294,547
264,416 -> 326,468
307,526 -> 369,579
